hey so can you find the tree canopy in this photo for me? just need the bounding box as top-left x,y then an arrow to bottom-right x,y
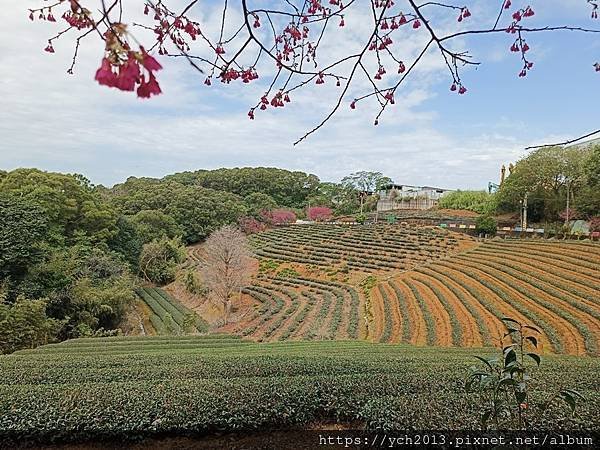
497,144 -> 598,222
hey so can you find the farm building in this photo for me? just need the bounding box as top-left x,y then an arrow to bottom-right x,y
376,184 -> 452,211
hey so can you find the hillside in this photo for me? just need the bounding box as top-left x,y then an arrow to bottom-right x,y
164,224 -> 600,356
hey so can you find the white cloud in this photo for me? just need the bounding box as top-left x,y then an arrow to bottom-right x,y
0,1 -> 596,190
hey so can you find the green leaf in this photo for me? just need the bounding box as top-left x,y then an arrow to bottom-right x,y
498,377 -> 516,387
501,317 -> 520,325
525,336 -> 538,348
562,389 -> 586,400
503,344 -> 517,353
481,409 -> 493,427
473,355 -> 493,370
526,353 -> 541,367
504,348 -> 517,366
537,401 -> 550,412
559,391 -> 577,413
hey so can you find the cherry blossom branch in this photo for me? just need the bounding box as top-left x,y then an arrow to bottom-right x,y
28,0 -> 600,144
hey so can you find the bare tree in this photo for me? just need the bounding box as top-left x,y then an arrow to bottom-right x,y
201,225 -> 252,323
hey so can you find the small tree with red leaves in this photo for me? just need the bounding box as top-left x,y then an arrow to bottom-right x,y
589,216 -> 600,232
559,208 -> 581,222
29,0 -> 600,146
238,216 -> 266,234
261,208 -> 297,225
307,206 -> 333,221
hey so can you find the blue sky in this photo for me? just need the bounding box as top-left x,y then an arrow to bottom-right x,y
0,0 -> 598,189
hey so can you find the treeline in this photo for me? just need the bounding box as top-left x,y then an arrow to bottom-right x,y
0,169 -> 137,353
496,144 -> 600,224
438,144 -> 600,229
0,166 -> 376,353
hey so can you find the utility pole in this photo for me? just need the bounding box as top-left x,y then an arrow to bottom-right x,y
519,199 -> 523,229
565,179 -> 570,224
523,192 -> 528,230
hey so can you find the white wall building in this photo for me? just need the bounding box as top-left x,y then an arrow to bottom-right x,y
376,184 -> 452,211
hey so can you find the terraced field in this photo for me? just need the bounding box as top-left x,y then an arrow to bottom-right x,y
136,287 -> 208,334
250,224 -> 470,272
164,222 -> 600,359
369,240 -> 600,356
232,277 -> 363,342
2,335 -> 598,445
225,225 -> 600,357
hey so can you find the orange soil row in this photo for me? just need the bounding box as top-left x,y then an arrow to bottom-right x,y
380,282 -> 403,343
468,251 -> 600,312
493,242 -> 600,265
237,287 -> 295,341
408,278 -> 453,347
333,288 -> 353,341
474,246 -> 600,291
488,242 -> 600,267
454,256 -> 599,355
433,261 -> 549,351
269,289 -> 305,341
418,266 -> 505,346
370,284 -> 387,342
388,279 -> 428,346
412,272 -> 483,347
292,291 -> 321,338
451,259 -> 587,356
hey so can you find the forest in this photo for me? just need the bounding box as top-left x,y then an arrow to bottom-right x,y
0,166 -> 364,352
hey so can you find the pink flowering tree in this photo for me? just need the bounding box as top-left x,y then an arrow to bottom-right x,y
238,216 -> 267,234
589,216 -> 600,233
559,208 -> 581,222
261,209 -> 297,225
307,206 -> 333,221
29,1 -> 599,145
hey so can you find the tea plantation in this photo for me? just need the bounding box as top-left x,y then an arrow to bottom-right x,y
1,335 -> 599,444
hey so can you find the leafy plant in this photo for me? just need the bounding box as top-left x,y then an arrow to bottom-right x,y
475,215 -> 497,236
276,267 -> 299,278
258,259 -> 280,274
183,270 -> 208,296
466,317 -> 585,430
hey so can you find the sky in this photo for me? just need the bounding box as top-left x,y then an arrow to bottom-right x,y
0,0 -> 598,189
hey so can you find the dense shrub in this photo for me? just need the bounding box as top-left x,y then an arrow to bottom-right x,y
139,237 -> 186,285
307,206 -> 333,221
475,215 -> 497,236
558,208 -> 581,221
261,209 -> 297,225
0,298 -> 63,354
439,190 -> 496,214
238,216 -> 267,234
589,216 -> 600,232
